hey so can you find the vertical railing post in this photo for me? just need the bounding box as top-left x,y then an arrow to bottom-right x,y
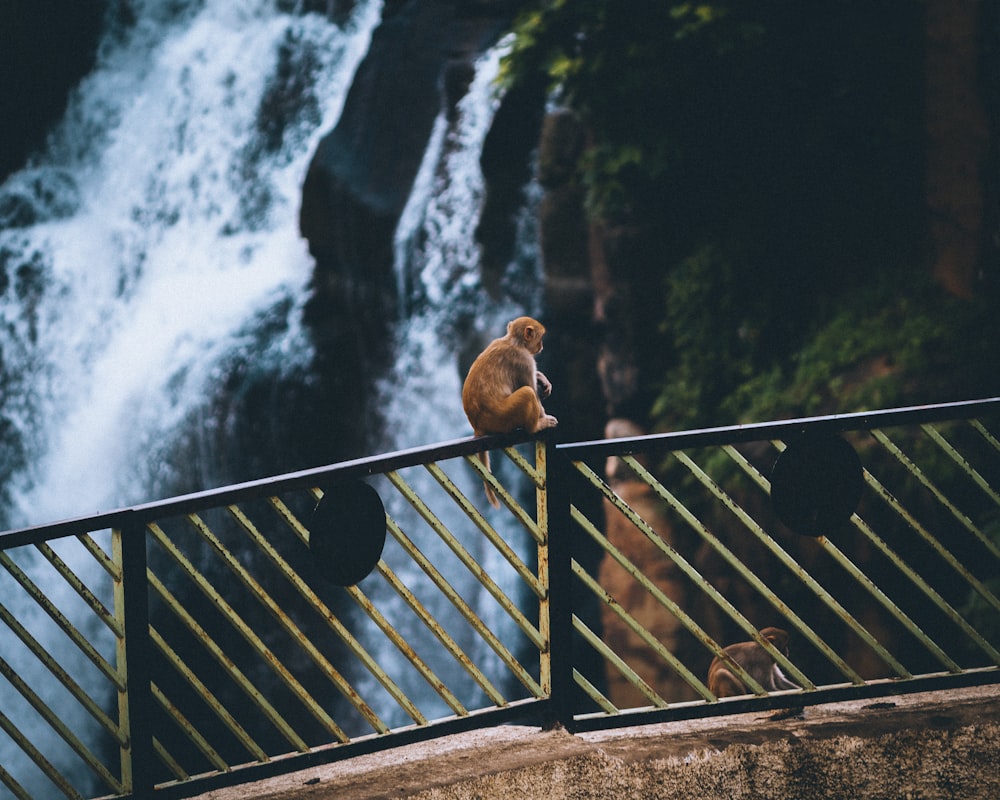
543,439 -> 575,729
113,519 -> 156,799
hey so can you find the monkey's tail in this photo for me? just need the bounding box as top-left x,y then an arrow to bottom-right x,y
477,450 -> 501,509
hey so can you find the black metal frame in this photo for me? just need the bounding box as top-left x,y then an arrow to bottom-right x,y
2,397 -> 998,800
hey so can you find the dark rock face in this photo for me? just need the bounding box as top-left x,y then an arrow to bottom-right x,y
0,0 -> 104,182
300,0 -> 524,437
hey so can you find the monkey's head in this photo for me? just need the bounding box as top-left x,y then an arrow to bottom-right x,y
761,627 -> 790,655
507,316 -> 546,355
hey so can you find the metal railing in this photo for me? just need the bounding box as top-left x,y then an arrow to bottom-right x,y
549,397 -> 1000,729
1,398 -> 998,799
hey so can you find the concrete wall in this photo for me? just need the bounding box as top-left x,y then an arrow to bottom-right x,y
195,685 -> 1000,800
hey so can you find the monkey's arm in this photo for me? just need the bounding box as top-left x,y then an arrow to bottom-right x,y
769,665 -> 800,691
536,370 -> 552,399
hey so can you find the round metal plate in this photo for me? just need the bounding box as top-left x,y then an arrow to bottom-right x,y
309,480 -> 386,586
770,433 -> 863,537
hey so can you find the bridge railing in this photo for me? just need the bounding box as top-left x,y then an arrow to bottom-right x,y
1,398 -> 998,799
0,433 -> 551,800
548,397 -> 1000,729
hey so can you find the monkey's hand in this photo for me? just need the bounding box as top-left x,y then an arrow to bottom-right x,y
536,371 -> 552,399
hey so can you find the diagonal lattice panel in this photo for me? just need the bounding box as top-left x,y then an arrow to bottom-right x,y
123,440 -> 548,791
0,532 -> 125,800
558,409 -> 1000,723
2,406 -> 996,797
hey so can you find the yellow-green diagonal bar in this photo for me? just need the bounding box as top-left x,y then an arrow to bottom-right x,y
463,456 -> 543,543
234,503 -> 426,727
0,599 -> 123,743
570,502 -> 765,696
147,570 -> 308,752
501,445 -> 543,487
846,510 -> 963,672
0,706 -> 83,800
573,669 -> 617,714
425,462 -> 543,597
872,429 -> 1000,562
663,451 -> 877,682
386,470 -> 544,650
151,736 -> 188,783
374,558 -> 504,708
572,558 -> 715,701
172,515 -> 360,738
268,495 -> 312,545
151,681 -> 228,773
341,578 -> 467,716
0,551 -> 125,690
150,625 -> 268,762
970,419 -> 1000,453
0,761 -> 32,800
871,431 -> 1000,592
860,470 -> 1000,663
572,459 -> 801,684
573,614 -> 667,709
0,654 -> 122,794
77,532 -> 119,580
385,515 -> 544,697
33,541 -> 121,636
733,441 -> 942,676
768,439 -> 960,672
922,423 -> 1000,506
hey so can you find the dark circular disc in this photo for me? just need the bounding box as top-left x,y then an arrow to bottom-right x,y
770,433 -> 863,537
309,480 -> 386,586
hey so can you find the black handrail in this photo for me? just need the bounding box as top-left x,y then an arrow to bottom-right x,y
556,397 -> 1000,457
0,430 -> 536,550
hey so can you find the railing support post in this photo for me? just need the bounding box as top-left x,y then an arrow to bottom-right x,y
544,439 -> 575,729
114,520 -> 156,799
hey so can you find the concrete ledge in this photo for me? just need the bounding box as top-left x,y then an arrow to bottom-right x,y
194,685 -> 1000,799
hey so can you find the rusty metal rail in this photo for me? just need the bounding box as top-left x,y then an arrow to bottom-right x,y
0,432 -> 549,800
551,397 -> 1000,729
1,399 -> 999,799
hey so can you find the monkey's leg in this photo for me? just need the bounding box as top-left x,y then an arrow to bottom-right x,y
476,386 -> 545,434
710,670 -> 749,698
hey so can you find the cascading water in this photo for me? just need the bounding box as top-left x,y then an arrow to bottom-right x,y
1,1 -> 543,793
1,1 -> 382,523
371,41 -> 544,724
0,1 -> 381,795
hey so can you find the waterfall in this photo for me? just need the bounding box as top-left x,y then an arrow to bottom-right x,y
0,2 -> 381,795
1,1 -> 382,523
0,2 -> 544,793
371,41 -> 544,724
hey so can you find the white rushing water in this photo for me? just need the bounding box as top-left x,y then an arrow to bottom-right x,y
1,1 -> 380,523
372,41 -> 545,724
0,1 -> 381,795
0,3 -> 544,793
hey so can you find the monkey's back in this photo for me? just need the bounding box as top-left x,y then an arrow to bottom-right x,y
462,339 -> 537,435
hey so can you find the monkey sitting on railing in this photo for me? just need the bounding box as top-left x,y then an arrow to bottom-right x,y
462,316 -> 558,508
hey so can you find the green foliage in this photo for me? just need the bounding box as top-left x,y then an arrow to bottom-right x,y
501,1 -> 763,221
659,270 -> 1000,430
504,0 -> 998,430
651,245 -> 757,424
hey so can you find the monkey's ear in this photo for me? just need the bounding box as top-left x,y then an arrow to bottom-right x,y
523,325 -> 536,341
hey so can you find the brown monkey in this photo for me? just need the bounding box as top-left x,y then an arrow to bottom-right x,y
462,316 -> 558,507
706,627 -> 800,698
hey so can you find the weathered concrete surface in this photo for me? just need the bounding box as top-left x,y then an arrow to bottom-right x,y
194,685 -> 1000,799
